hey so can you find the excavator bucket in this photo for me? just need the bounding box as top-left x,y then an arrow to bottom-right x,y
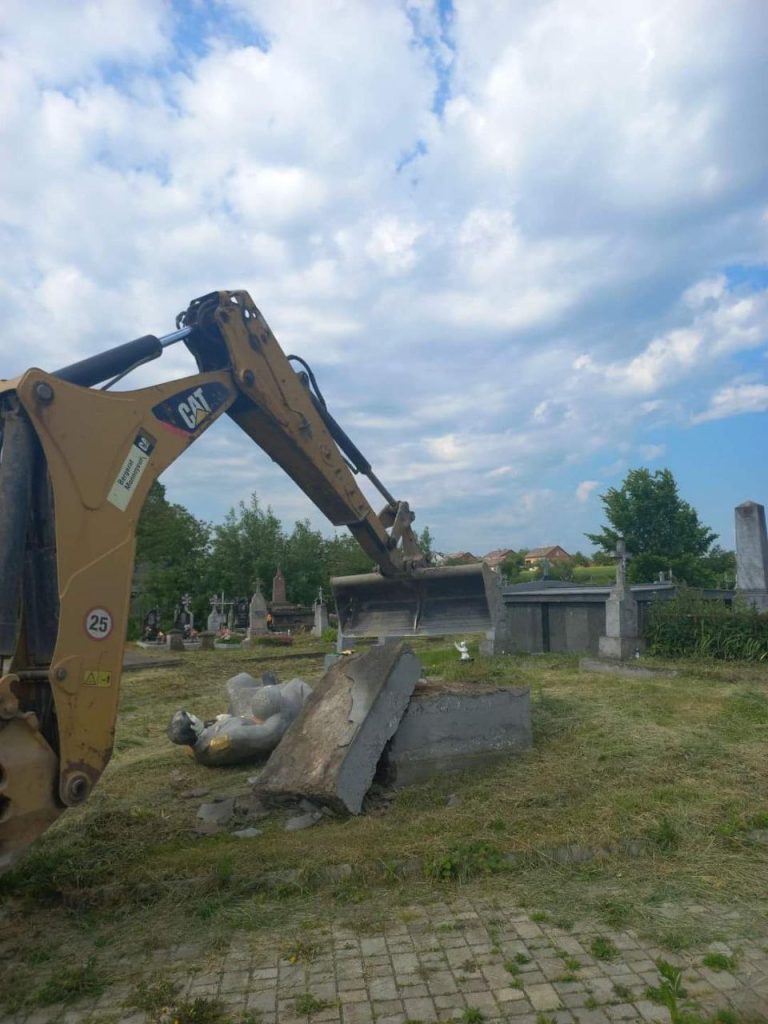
331,563 -> 501,641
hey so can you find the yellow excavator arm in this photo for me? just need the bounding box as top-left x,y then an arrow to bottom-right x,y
0,290 -> 496,871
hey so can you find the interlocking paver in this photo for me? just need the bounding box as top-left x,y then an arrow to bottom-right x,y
525,981 -> 562,1010
10,896 -> 768,1024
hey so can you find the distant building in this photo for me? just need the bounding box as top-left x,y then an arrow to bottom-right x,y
483,548 -> 515,569
523,545 -> 571,565
442,551 -> 479,565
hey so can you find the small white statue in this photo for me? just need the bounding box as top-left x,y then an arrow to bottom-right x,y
454,640 -> 471,662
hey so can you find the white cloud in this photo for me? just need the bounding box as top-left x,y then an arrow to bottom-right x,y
638,444 -> 666,460
576,480 -> 600,503
0,0 -> 766,553
692,382 -> 768,423
572,282 -> 768,395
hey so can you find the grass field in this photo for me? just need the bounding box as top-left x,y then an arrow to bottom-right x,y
2,638 -> 767,1016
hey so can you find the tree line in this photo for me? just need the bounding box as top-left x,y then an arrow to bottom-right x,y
134,466 -> 736,629
133,482 -> 430,627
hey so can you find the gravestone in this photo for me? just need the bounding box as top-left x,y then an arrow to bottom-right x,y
174,594 -> 194,634
207,595 -> 225,634
234,597 -> 249,630
735,501 -> 768,612
272,566 -> 288,606
312,587 -> 330,637
247,580 -> 268,638
167,628 -> 185,652
142,608 -> 161,642
598,538 -> 644,660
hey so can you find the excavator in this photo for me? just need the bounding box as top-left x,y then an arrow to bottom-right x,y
0,289 -> 499,872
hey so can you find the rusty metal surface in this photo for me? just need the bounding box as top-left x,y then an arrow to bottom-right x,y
332,563 -> 502,639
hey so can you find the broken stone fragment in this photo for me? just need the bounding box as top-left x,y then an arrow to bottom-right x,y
196,798 -> 235,825
232,827 -> 263,839
255,641 -> 421,814
233,793 -> 269,820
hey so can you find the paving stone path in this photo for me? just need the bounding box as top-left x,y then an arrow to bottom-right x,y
4,896 -> 767,1023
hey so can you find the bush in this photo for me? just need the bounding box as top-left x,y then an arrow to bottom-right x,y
646,591 -> 768,661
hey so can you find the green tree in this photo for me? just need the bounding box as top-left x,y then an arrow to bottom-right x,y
283,519 -> 328,605
418,525 -> 434,562
697,544 -> 737,589
134,481 -> 211,623
501,550 -> 526,582
207,495 -> 285,598
323,533 -> 374,579
585,468 -> 717,585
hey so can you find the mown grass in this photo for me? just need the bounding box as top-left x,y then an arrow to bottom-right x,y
2,640 -> 768,1013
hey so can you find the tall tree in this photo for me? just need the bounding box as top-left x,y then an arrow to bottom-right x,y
207,495 -> 285,598
586,468 -> 717,585
323,533 -> 374,579
134,481 -> 211,621
283,519 -> 328,605
418,525 -> 434,562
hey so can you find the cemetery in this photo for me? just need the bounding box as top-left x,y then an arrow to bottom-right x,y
3,10 -> 767,1022
2,492 -> 766,1022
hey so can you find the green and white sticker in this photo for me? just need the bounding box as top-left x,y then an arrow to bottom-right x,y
107,431 -> 155,511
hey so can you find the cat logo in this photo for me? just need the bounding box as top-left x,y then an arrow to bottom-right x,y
152,382 -> 231,436
177,386 -> 212,430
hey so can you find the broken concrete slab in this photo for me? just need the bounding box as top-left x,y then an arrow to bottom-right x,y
379,681 -> 532,788
254,641 -> 421,814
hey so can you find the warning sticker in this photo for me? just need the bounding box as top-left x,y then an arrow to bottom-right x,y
107,430 -> 155,511
84,670 -> 112,687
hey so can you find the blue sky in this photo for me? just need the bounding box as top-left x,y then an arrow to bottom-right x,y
0,0 -> 766,556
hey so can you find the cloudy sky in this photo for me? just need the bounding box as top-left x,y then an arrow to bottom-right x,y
1,0 -> 766,556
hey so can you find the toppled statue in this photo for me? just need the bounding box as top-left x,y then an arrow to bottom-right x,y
167,671 -> 312,766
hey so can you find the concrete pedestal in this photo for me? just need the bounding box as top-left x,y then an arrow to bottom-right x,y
380,682 -> 532,787
597,636 -> 643,660
598,587 -> 644,662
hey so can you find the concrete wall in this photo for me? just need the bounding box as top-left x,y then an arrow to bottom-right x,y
495,582 -> 733,656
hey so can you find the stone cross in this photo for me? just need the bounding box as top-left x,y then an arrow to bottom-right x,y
613,538 -> 631,590
311,585 -> 329,637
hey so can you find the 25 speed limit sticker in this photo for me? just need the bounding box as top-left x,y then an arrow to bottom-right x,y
84,607 -> 113,641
